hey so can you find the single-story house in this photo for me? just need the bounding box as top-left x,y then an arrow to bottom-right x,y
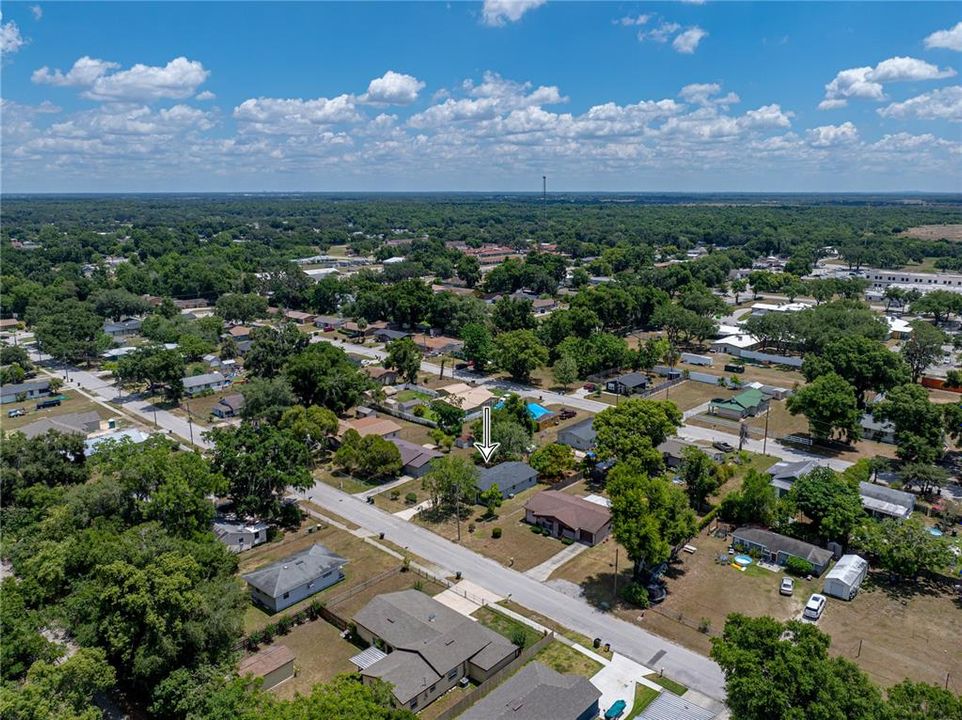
768,459 -> 819,496
476,461 -> 539,501
390,439 -> 442,478
459,661 -> 601,720
238,644 -> 295,690
338,415 -> 402,440
750,302 -> 812,317
532,297 -> 559,315
657,438 -> 725,469
557,418 -> 596,452
364,366 -> 399,386
604,372 -> 649,396
235,339 -> 254,355
708,388 -> 769,419
415,335 -> 464,357
860,412 -> 895,444
182,371 -> 228,396
84,427 -> 150,454
437,382 -> 496,413
858,482 -> 915,521
214,517 -> 271,553
710,334 -> 761,357
374,328 -> 412,343
242,543 -> 347,613
283,309 -> 315,324
884,315 -> 913,340
17,410 -> 106,440
173,298 -> 207,310
340,320 -> 388,339
103,317 -> 142,338
212,393 -> 246,419
227,325 -> 253,340
313,315 -> 345,331
524,490 -> 612,546
0,317 -> 21,330
353,590 -> 518,712
1,378 -> 51,404
732,527 -> 833,576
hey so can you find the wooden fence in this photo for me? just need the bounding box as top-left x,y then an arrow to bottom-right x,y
433,631 -> 556,720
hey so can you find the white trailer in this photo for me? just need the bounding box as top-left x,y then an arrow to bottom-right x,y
681,352 -> 713,367
823,554 -> 868,600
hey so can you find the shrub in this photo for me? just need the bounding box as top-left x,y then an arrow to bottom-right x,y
413,405 -> 426,417
390,490 -> 401,501
698,618 -> 712,634
784,556 -> 814,577
261,624 -> 276,643
492,527 -> 503,539
413,580 -> 424,592
698,507 -> 720,531
510,627 -> 528,648
405,492 -> 418,505
306,600 -> 323,620
529,525 -> 541,534
276,616 -> 294,635
561,537 -> 573,545
619,581 -> 650,608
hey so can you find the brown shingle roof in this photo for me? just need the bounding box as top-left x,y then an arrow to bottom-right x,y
525,490 -> 611,534
238,644 -> 295,678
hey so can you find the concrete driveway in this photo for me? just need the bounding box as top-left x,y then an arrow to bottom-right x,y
524,541 -> 589,582
590,653 -> 661,718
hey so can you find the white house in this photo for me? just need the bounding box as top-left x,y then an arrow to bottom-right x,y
710,334 -> 761,357
182,371 -> 228,396
750,302 -> 812,317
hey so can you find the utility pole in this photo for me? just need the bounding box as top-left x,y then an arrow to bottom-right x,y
763,406 -> 770,455
455,483 -> 462,543
613,547 -> 619,598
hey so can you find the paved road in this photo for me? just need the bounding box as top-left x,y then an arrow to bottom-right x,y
303,481 -> 728,701
22,346 -> 212,449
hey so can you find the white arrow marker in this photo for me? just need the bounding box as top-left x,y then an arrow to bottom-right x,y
474,405 -> 500,464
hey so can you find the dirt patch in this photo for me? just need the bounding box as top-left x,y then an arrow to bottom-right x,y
900,224 -> 962,242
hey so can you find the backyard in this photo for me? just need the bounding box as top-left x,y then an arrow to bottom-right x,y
532,641 -> 603,678
269,618 -> 359,699
3,388 -> 114,431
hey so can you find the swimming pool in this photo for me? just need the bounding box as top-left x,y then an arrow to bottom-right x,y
526,402 -> 553,420
733,554 -> 753,567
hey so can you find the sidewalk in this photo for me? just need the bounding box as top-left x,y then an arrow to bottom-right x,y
524,541 -> 589,582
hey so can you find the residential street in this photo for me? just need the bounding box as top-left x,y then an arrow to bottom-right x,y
302,480 -> 729,703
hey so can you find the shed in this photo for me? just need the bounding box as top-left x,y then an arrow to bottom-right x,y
823,554 -> 868,600
238,644 -> 295,690
557,418 -> 597,451
681,352 -> 713,367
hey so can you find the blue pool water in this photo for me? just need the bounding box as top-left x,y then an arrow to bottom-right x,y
493,400 -> 554,420
733,554 -> 753,566
526,402 -> 553,420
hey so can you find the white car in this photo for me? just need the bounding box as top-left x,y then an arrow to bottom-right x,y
803,593 -> 827,620
779,577 -> 794,596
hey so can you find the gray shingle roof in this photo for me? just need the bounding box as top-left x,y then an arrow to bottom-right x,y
559,418 -> 596,444
459,662 -> 601,720
242,544 -> 346,598
391,439 -> 442,470
477,461 -> 537,492
611,372 -> 649,388
733,528 -> 833,568
182,371 -> 226,389
18,411 -> 102,440
1,378 -> 51,396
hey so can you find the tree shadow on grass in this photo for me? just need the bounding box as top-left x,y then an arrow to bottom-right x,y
864,569 -> 956,602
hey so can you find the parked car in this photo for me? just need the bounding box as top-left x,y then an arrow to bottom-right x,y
7,408 -> 26,418
583,383 -> 596,391
646,582 -> 667,604
712,441 -> 735,453
559,409 -> 577,420
779,577 -> 795,596
803,593 -> 827,620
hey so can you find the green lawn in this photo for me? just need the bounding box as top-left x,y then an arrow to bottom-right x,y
394,389 -> 433,403
645,673 -> 687,696
472,606 -> 543,649
625,685 -> 660,720
532,641 -> 603,678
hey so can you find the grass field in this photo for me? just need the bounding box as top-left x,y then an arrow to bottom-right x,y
2,388 -> 114,431
498,600 -> 613,660
645,380 -> 736,413
413,483 -> 565,571
374,477 -> 426,513
532,641 -> 603,677
176,386 -> 241,421
270,618 -> 359,699
645,674 -> 687,696
473,605 -> 544,648
625,684 -> 660,719
900,224 -> 962,242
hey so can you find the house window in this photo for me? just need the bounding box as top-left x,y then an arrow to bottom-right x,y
283,592 -> 290,599
447,669 -> 458,680
253,532 -> 260,539
411,700 -> 419,710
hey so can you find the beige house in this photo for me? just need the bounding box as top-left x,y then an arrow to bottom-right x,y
437,382 -> 496,413
338,414 -> 402,440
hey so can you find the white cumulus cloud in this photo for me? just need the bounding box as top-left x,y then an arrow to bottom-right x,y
673,27 -> 708,54
924,21 -> 962,51
615,14 -> 650,27
33,56 -> 210,101
482,0 -> 546,27
878,85 -> 962,122
820,56 -> 956,108
30,5 -> 42,21
361,70 -> 425,105
679,83 -> 738,106
807,121 -> 859,147
0,14 -> 26,57
233,95 -> 360,134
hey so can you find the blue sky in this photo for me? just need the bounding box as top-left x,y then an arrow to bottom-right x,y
1,1 -> 960,192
